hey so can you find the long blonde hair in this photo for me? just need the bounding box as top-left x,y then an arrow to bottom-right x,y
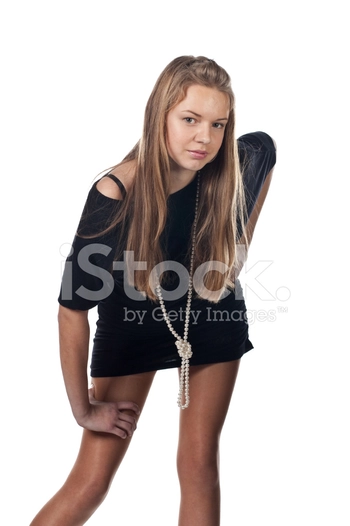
93,56 -> 247,302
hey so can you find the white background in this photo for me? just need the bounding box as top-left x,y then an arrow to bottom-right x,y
1,1 -> 349,524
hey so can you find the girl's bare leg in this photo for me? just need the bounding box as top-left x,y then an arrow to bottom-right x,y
177,359 -> 241,526
30,371 -> 156,526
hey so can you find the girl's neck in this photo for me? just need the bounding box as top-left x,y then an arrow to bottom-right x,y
169,168 -> 197,195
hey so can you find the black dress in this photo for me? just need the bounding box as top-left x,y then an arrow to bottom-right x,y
58,132 -> 276,377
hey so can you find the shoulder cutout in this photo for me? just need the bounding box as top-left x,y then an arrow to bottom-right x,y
96,175 -> 125,201
95,160 -> 135,200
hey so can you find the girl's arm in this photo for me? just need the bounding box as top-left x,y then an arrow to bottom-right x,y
58,306 -> 91,422
244,165 -> 275,248
58,305 -> 140,438
235,164 -> 275,277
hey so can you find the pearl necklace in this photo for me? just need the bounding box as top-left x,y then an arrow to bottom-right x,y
155,172 -> 200,409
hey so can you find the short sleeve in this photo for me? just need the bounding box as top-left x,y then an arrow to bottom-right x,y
58,182 -> 122,311
238,131 -> 276,219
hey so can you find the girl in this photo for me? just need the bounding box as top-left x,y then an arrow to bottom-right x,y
31,55 -> 276,525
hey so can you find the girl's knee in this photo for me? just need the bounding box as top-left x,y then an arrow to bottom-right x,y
66,471 -> 113,509
83,477 -> 111,505
177,442 -> 220,488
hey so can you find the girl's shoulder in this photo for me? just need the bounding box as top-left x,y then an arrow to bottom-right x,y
238,131 -> 276,153
96,160 -> 137,200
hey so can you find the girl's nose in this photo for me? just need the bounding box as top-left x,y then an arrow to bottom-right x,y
195,124 -> 211,144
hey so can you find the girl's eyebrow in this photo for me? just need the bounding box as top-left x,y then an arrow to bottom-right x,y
181,110 -> 228,121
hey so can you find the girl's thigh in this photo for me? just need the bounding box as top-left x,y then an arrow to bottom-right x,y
68,371 -> 156,484
177,360 -> 240,453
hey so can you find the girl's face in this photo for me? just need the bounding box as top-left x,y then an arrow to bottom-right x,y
166,84 -> 230,177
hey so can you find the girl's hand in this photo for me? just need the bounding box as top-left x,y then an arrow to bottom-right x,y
76,386 -> 140,439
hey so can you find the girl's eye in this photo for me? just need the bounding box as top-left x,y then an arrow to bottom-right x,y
184,117 -> 196,124
213,122 -> 225,129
